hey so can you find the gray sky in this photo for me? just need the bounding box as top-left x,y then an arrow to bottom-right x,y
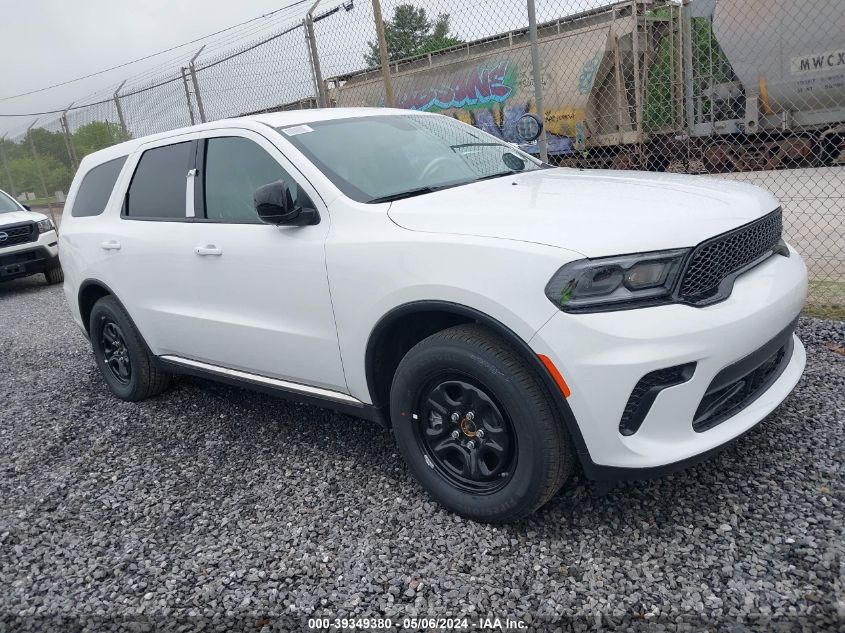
0,0 -> 299,135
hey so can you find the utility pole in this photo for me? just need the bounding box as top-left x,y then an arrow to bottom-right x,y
60,102 -> 79,170
527,0 -> 548,162
371,0 -> 395,107
180,68 -> 196,125
188,46 -> 207,123
114,80 -> 129,139
0,134 -> 16,198
305,0 -> 328,107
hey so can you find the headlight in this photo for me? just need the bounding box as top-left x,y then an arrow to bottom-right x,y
545,249 -> 690,312
36,219 -> 54,233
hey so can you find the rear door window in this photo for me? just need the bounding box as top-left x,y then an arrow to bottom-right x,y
125,142 -> 193,220
71,156 -> 127,217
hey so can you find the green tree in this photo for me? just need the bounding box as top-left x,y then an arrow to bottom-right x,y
72,121 -> 131,160
0,137 -> 26,162
0,137 -> 25,195
27,128 -> 70,169
7,155 -> 71,196
1,120 -> 132,198
365,4 -> 462,66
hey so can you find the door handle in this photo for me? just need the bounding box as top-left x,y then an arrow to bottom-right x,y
101,240 -> 121,251
195,245 -> 222,256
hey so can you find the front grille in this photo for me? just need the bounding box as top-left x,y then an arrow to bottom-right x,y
0,222 -> 37,249
693,334 -> 794,433
619,363 -> 695,436
679,209 -> 782,305
0,248 -> 42,267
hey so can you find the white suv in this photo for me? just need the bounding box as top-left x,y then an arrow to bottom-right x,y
0,189 -> 62,285
59,108 -> 807,522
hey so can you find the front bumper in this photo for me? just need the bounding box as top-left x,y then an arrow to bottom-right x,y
530,245 -> 808,476
0,229 -> 60,281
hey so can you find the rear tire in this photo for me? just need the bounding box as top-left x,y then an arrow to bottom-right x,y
44,266 -> 63,285
89,295 -> 171,401
390,324 -> 574,523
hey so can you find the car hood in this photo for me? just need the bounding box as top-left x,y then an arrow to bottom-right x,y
0,210 -> 46,226
387,168 -> 780,257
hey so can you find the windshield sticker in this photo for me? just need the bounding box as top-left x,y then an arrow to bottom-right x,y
282,125 -> 314,136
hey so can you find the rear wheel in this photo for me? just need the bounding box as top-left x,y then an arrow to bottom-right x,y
89,296 -> 171,401
390,324 -> 574,522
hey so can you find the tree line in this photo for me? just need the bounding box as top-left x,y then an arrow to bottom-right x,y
1,122 -> 129,200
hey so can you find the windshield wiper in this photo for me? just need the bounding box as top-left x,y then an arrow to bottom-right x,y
450,142 -> 507,150
366,170 -> 524,204
472,171 -> 519,182
367,186 -> 442,204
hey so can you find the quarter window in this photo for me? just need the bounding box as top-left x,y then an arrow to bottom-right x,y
126,142 -> 193,219
203,137 -> 307,223
71,156 -> 127,217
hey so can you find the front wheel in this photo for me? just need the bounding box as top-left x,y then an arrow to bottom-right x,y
390,324 -> 574,522
44,266 -> 63,285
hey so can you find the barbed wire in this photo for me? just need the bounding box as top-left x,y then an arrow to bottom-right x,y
0,0 -> 312,104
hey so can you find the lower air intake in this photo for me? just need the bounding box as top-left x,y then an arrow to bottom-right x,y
619,363 -> 696,436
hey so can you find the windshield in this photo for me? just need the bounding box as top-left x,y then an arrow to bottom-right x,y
276,114 -> 545,203
0,190 -> 21,214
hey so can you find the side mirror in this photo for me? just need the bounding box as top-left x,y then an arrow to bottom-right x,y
254,180 -> 318,227
22,204 -> 32,211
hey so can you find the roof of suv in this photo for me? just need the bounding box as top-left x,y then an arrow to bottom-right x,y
79,107 -> 426,167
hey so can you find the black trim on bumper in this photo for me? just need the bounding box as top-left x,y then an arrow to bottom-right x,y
0,245 -> 60,281
693,316 -> 798,432
708,315 -> 798,394
619,363 -> 696,436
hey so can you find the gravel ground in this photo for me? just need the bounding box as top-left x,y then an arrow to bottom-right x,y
0,277 -> 843,632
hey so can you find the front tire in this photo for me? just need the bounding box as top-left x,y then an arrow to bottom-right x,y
44,266 -> 63,285
89,296 -> 171,401
390,324 -> 574,522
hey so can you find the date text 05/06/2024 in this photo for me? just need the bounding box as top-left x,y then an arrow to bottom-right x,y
307,616 -> 528,630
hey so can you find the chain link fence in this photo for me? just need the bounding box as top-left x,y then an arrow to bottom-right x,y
2,0 -> 843,315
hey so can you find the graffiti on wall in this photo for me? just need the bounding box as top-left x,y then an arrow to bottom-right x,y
394,60 -> 578,154
397,61 -> 517,111
578,50 -> 604,95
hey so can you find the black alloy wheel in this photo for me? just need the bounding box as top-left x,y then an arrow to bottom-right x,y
390,324 -> 575,523
100,320 -> 132,384
415,376 -> 516,494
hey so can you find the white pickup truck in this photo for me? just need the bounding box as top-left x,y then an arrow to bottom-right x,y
0,189 -> 62,285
